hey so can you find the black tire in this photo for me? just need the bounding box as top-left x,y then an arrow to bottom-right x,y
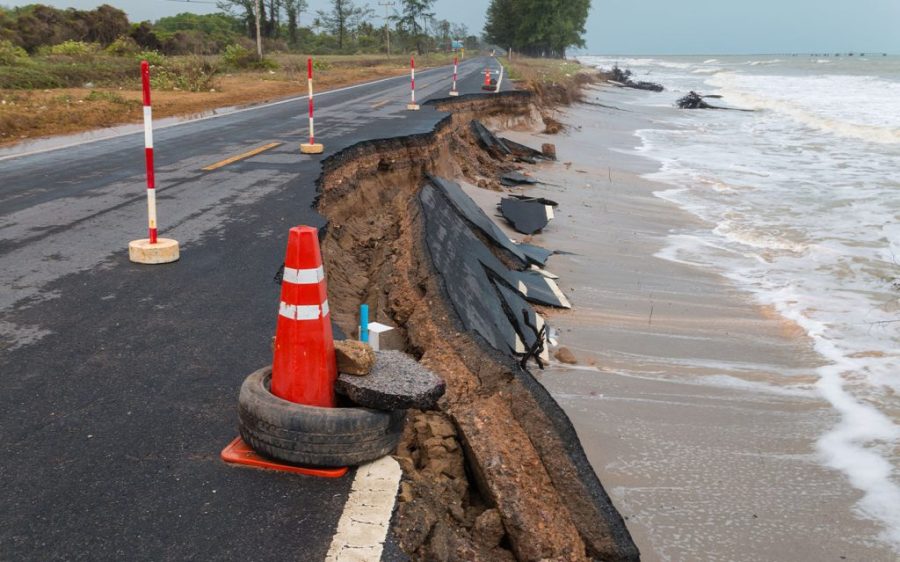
238,366 -> 405,467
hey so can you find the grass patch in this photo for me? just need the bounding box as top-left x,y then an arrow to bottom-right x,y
500,56 -> 599,106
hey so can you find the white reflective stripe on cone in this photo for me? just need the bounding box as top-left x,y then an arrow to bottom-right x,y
279,300 -> 329,320
282,265 -> 324,285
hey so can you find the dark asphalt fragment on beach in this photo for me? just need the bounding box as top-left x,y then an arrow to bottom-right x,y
510,194 -> 559,207
500,197 -> 554,235
500,171 -> 538,186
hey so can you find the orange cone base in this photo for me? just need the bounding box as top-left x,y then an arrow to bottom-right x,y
220,437 -> 348,478
300,143 -> 324,154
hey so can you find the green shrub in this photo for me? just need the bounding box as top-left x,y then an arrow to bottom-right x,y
41,41 -> 101,57
0,39 -> 29,66
312,59 -> 332,71
106,36 -> 140,56
136,50 -> 167,66
149,57 -> 218,92
221,43 -> 277,70
221,44 -> 254,67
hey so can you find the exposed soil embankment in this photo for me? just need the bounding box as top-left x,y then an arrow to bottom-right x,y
315,92 -> 638,561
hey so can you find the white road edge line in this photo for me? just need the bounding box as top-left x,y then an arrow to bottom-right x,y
0,61 -> 479,162
325,456 -> 402,562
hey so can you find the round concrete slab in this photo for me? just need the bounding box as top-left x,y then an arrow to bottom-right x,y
336,351 -> 445,411
128,238 -> 180,264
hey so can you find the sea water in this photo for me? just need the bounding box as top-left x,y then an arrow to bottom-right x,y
580,54 -> 900,550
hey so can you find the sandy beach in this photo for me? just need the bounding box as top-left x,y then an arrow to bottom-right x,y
462,85 -> 898,561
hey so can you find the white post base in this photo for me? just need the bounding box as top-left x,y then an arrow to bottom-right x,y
300,143 -> 324,154
448,91 -> 459,97
129,238 -> 180,264
406,103 -> 420,111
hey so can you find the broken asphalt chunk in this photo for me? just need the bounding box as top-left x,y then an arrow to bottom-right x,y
335,350 -> 446,410
500,171 -> 538,187
500,197 -> 555,235
470,120 -> 512,159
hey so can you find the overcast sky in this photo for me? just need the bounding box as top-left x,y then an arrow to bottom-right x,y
3,0 -> 899,54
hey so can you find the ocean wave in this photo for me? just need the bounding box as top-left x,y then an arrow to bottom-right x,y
713,220 -> 808,253
709,73 -> 900,144
770,300 -> 900,550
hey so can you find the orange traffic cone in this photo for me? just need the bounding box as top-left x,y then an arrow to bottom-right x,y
271,225 -> 337,407
482,68 -> 492,89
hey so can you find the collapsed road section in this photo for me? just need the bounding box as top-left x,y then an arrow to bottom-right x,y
316,91 -> 638,560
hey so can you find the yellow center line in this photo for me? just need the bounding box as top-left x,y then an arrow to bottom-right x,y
371,99 -> 390,109
202,142 -> 282,171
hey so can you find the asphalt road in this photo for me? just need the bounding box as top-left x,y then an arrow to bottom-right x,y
0,56 -> 505,561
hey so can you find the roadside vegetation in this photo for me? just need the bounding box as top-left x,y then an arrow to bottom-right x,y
501,55 -> 600,103
0,2 -> 478,146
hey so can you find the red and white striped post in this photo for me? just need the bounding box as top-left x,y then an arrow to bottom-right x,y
407,55 -> 420,111
449,56 -> 459,96
300,57 -> 324,154
128,60 -> 179,264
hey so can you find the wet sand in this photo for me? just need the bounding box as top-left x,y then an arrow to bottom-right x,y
464,86 -> 898,560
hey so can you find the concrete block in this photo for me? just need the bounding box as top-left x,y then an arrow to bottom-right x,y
128,238 -> 179,264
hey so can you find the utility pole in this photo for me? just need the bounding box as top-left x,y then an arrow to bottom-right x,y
254,0 -> 263,59
378,1 -> 395,57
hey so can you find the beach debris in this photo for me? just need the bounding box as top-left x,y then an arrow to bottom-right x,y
419,177 -> 553,362
511,194 -> 559,207
512,270 -> 571,309
609,65 -> 664,92
541,143 -> 557,160
470,120 -> 512,159
500,137 -> 549,163
427,174 -> 549,267
500,171 -> 538,186
677,91 -> 754,112
500,196 -> 554,235
335,350 -> 446,410
518,243 -> 552,267
334,339 -> 376,375
554,347 -> 578,365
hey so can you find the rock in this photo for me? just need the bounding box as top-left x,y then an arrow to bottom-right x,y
399,481 -> 414,503
554,346 -> 578,365
334,339 -> 376,375
473,509 -> 505,549
335,350 -> 446,410
541,143 -> 557,160
449,502 -> 466,522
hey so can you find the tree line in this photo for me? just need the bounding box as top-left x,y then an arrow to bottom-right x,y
0,2 -> 479,57
483,0 -> 590,58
